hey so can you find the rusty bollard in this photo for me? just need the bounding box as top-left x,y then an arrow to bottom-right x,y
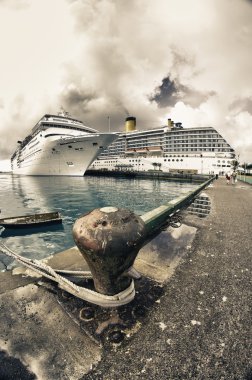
72,207 -> 146,296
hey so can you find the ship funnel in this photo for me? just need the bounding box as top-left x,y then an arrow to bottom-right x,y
125,116 -> 136,133
167,118 -> 174,129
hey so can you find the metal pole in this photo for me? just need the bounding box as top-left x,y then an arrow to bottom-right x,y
108,116 -> 111,132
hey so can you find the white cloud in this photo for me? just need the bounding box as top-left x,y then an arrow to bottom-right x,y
0,159 -> 11,172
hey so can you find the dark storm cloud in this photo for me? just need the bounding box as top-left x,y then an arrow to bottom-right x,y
57,84 -> 130,131
150,76 -> 215,108
60,86 -> 96,110
149,77 -> 178,108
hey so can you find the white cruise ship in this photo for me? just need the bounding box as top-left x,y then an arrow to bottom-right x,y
11,110 -> 118,176
90,117 -> 237,175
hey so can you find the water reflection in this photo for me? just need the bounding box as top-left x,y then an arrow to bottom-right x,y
0,174 -> 199,267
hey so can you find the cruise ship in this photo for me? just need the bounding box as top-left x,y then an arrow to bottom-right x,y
11,110 -> 118,176
90,117 -> 237,175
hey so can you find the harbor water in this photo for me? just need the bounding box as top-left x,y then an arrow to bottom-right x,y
0,174 -> 200,270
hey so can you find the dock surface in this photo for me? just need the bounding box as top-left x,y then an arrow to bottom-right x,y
83,178 -> 252,380
0,178 -> 251,379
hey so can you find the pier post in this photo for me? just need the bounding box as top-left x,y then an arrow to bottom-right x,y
72,207 -> 146,296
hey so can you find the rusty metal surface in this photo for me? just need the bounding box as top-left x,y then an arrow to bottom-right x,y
55,276 -> 163,348
73,207 -> 146,295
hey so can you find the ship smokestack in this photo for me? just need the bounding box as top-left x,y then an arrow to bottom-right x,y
167,118 -> 174,128
125,116 -> 136,133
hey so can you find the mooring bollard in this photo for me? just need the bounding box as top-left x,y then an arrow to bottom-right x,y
72,207 -> 146,296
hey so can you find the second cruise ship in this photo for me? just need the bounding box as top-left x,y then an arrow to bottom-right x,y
11,110 -> 118,176
90,117 -> 237,175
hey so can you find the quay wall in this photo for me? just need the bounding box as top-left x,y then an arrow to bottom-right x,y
141,176 -> 214,235
85,169 -> 211,182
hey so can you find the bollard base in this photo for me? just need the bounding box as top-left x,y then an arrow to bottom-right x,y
55,276 -> 163,347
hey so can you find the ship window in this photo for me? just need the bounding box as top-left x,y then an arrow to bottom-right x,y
68,145 -> 72,148
93,142 -> 98,146
45,133 -> 70,138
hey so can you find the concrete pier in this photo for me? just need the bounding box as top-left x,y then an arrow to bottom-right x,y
0,178 -> 251,379
83,178 -> 252,380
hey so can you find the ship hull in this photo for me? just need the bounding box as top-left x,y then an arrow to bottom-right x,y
91,154 -> 235,175
12,134 -> 116,176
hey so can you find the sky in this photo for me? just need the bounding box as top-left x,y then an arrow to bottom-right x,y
0,0 -> 252,171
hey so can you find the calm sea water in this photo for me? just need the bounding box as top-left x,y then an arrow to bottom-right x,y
0,174 -> 199,269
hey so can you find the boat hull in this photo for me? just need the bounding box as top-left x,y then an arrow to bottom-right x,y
0,212 -> 62,229
90,154 -> 235,175
0,219 -> 62,229
12,133 -> 116,176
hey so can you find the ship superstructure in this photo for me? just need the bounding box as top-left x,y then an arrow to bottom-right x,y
11,110 -> 117,176
90,117 -> 236,175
